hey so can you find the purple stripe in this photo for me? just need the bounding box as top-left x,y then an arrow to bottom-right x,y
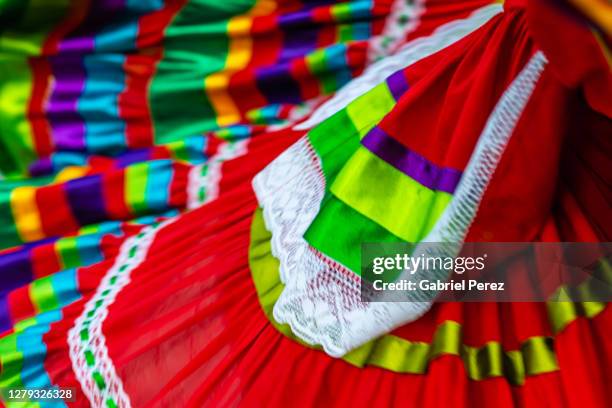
64,174 -> 108,225
386,70 -> 409,101
0,296 -> 12,334
256,63 -> 303,104
47,55 -> 88,151
0,248 -> 33,292
47,0 -> 127,151
362,127 -> 463,194
29,158 -> 54,177
279,11 -> 318,61
116,149 -> 152,168
278,10 -> 312,27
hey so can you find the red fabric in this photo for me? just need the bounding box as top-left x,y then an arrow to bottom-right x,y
527,0 -> 612,117
386,10 -> 535,172
24,2 -> 611,406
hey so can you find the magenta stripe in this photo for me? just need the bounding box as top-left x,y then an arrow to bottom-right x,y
362,126 -> 463,194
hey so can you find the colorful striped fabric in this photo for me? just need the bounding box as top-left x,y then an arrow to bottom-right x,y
1,0 -> 609,406
0,0 -> 395,178
0,1 -> 406,401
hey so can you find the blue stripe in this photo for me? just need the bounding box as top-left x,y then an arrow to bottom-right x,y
80,54 -> 127,154
145,160 -> 173,211
51,269 -> 79,306
16,311 -> 62,391
76,234 -> 104,266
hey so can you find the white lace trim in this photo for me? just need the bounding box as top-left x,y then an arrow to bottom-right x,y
68,220 -> 173,408
187,139 -> 249,209
253,51 -> 547,357
295,3 -> 502,131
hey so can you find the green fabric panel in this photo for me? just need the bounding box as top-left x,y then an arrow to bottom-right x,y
331,147 -> 452,242
306,108 -> 362,180
305,195 -> 403,273
150,0 -> 255,143
248,208 -> 583,385
303,80 -> 400,271
345,82 -> 396,138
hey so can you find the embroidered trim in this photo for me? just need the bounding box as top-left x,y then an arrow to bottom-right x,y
68,221 -> 172,408
368,0 -> 425,61
68,139 -> 249,407
254,51 -> 548,357
187,139 -> 249,209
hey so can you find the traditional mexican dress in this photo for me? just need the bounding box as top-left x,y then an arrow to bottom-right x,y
0,0 -> 610,406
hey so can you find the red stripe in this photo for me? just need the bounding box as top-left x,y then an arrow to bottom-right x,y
31,242 -> 62,279
27,59 -> 54,157
121,0 -> 188,148
27,0 -> 91,158
168,162 -> 189,209
7,287 -> 36,323
135,0 -> 187,49
229,70 -> 268,115
290,58 -> 320,101
102,169 -> 131,220
121,52 -> 158,149
205,135 -> 222,157
346,42 -> 367,77
250,16 -> 283,67
35,184 -> 79,238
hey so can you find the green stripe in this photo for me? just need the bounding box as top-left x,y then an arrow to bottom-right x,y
57,236 -> 82,269
150,0 -> 255,144
307,108 -> 362,179
29,275 -> 60,313
125,162 -> 149,214
0,188 -> 20,247
0,335 -> 24,388
305,195 -> 402,272
346,82 -> 396,138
